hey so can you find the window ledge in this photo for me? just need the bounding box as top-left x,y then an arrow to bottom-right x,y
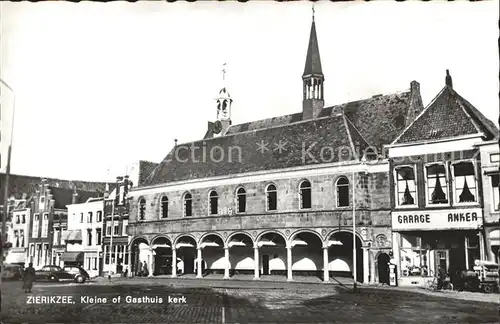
424,204 -> 451,208
395,205 -> 419,209
453,203 -> 480,207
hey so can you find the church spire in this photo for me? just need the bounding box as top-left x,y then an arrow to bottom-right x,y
302,6 -> 325,120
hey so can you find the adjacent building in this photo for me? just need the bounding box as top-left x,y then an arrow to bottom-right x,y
5,196 -> 30,266
386,71 -> 499,286
126,15 -> 426,283
65,196 -> 105,277
476,139 -> 500,263
27,179 -> 102,269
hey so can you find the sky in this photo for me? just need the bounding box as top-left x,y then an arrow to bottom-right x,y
0,1 -> 498,182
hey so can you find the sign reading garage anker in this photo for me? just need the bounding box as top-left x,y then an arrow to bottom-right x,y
391,208 -> 483,231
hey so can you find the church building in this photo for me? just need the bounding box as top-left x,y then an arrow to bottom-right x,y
126,14 -> 425,284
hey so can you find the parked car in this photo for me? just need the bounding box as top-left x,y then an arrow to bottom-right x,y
35,265 -> 89,283
1,264 -> 23,281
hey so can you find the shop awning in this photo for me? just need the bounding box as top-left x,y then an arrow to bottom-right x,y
62,230 -> 82,242
61,252 -> 84,263
489,230 -> 500,246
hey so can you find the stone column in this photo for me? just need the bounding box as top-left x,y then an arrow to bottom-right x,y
128,247 -> 133,277
478,231 -> 485,261
391,232 -> 401,278
323,246 -> 329,282
148,250 -> 153,277
171,247 -> 177,278
464,236 -> 470,270
369,250 -> 376,283
363,247 -> 369,284
224,247 -> 230,279
150,247 -> 155,277
196,247 -> 203,278
253,246 -> 260,280
286,244 -> 293,281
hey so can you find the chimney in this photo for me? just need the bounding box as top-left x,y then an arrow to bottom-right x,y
71,187 -> 78,204
445,69 -> 453,89
405,80 -> 424,127
123,176 -> 130,196
104,183 -> 110,199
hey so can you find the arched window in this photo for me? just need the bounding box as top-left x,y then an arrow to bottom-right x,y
209,190 -> 218,215
184,193 -> 192,217
336,177 -> 350,207
266,184 -> 277,211
138,198 -> 146,220
236,187 -> 246,213
160,196 -> 168,219
299,180 -> 312,209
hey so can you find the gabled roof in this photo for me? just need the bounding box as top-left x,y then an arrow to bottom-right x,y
303,20 -> 323,77
143,113 -> 369,186
393,86 -> 498,145
49,187 -> 102,210
0,173 -> 111,205
226,90 -> 413,148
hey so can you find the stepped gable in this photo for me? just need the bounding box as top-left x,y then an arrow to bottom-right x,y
0,173 -> 111,205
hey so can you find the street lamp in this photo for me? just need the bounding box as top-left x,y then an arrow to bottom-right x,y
0,78 -> 16,311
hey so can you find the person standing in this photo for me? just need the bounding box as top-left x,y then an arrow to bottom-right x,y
22,263 -> 36,293
142,261 -> 149,277
437,264 -> 446,290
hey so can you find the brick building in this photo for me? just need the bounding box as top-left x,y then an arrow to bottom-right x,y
27,179 -> 103,269
5,197 -> 30,266
386,71 -> 499,286
126,16 -> 425,283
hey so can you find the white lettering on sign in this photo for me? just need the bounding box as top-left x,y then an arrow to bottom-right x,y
218,207 -> 233,215
392,208 -> 483,231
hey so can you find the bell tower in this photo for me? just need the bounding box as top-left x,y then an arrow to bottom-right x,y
204,63 -> 233,139
302,6 -> 325,120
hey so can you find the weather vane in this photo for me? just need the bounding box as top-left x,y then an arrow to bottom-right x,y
312,4 -> 315,21
222,63 -> 227,81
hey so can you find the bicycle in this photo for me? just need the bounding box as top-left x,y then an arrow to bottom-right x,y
425,276 -> 454,291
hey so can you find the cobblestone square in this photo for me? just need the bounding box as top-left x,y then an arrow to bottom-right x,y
1,278 -> 498,323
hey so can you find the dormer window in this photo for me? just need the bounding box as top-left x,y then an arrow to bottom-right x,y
209,190 -> 218,215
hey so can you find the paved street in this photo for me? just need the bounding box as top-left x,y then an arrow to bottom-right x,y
1,278 -> 498,323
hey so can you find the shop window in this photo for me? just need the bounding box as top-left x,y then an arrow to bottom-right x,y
336,177 -> 349,207
266,184 -> 277,211
209,190 -> 218,215
395,166 -> 417,207
491,175 -> 499,211
299,180 -> 312,209
184,193 -> 192,217
466,234 -> 480,270
452,161 -> 477,203
400,234 -> 430,277
425,163 -> 448,205
160,196 -> 169,219
138,198 -> 146,220
236,187 -> 246,213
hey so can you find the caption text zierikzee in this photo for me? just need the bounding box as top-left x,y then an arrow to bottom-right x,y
27,295 -> 187,304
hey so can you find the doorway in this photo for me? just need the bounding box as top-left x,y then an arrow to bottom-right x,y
183,255 -> 195,274
262,254 -> 270,275
435,250 -> 449,272
377,253 -> 390,284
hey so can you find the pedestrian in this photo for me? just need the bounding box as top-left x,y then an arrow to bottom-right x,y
142,261 -> 149,277
22,263 -> 36,293
437,265 -> 446,290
